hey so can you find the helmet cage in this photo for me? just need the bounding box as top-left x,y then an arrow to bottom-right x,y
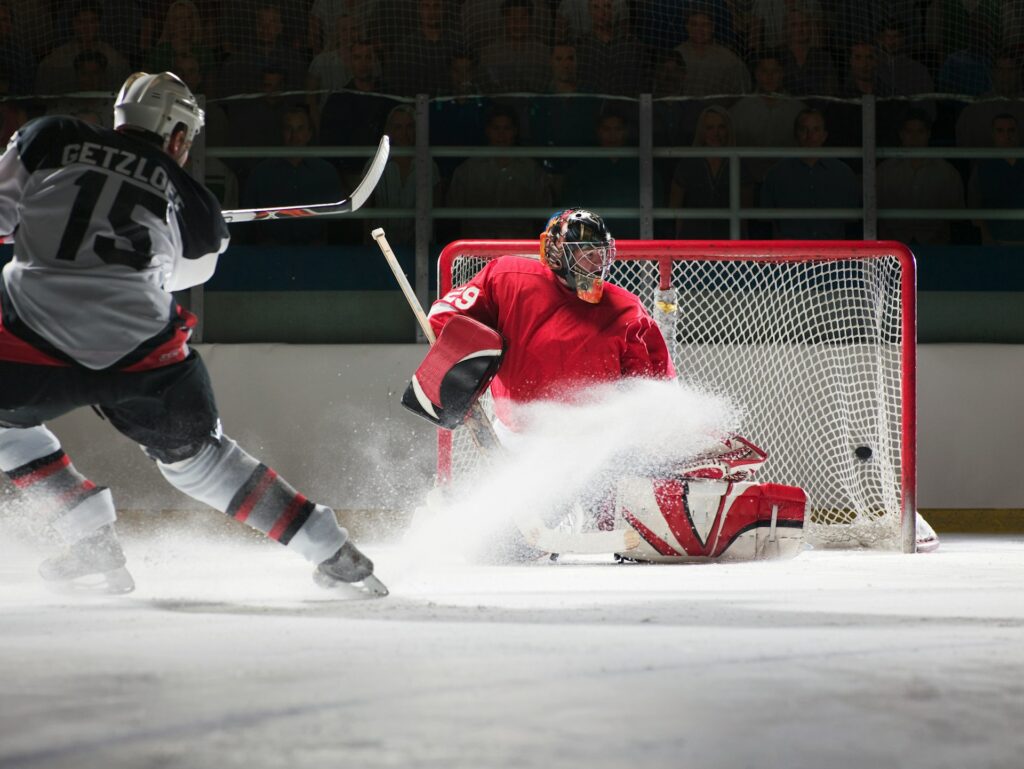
561,240 -> 615,302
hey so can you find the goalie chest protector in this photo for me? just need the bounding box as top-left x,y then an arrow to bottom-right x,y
617,478 -> 808,562
402,315 -> 504,429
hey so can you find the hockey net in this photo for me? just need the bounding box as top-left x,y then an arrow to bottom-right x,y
437,240 -> 917,552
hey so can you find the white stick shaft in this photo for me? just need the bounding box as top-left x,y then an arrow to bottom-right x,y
370,227 -> 435,343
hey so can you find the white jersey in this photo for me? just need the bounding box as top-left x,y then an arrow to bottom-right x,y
0,116 -> 229,370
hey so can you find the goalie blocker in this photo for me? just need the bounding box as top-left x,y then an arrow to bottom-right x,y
402,315 -> 504,429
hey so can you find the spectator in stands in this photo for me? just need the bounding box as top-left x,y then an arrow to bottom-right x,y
144,1 -> 214,78
729,51 -> 806,184
35,1 -> 130,94
652,51 -> 695,147
51,0 -> 142,63
875,23 -> 934,97
431,49 -> 491,179
224,65 -> 295,181
242,105 -> 344,245
955,54 -> 1024,147
780,8 -> 837,96
760,108 -> 860,238
462,0 -> 551,52
529,43 -> 602,179
5,0 -> 52,60
830,40 -> 903,148
669,105 -> 745,238
567,0 -> 649,95
561,110 -> 641,237
936,15 -> 996,96
217,2 -> 308,95
0,2 -> 35,94
968,114 -> 1024,243
878,110 -> 965,244
306,13 -> 385,129
46,50 -> 114,126
841,41 -> 892,97
368,105 -> 441,245
479,0 -> 551,92
319,40 -> 394,178
386,0 -> 461,97
746,0 -> 823,55
556,0 -> 628,39
925,0 -> 1000,59
446,104 -> 551,237
308,0 -> 378,54
674,10 -> 749,96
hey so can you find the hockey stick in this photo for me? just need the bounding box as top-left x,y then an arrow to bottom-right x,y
222,135 -> 390,223
371,227 -> 638,556
0,136 -> 391,245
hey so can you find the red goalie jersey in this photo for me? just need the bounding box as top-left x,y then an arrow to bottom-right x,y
428,255 -> 675,429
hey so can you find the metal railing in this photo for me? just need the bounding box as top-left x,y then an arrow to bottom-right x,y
203,93 -> 1024,335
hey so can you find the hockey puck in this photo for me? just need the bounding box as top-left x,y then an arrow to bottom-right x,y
854,445 -> 873,461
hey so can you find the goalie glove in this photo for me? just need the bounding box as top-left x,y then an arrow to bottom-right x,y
402,315 -> 504,429
673,434 -> 768,482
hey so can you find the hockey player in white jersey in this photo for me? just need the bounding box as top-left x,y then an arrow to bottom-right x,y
0,72 -> 386,595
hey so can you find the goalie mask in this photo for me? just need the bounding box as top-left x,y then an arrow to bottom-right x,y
540,209 -> 615,303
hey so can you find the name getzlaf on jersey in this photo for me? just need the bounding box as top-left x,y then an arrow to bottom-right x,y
0,115 -> 228,370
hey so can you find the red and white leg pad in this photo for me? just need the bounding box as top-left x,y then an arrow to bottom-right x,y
618,477 -> 807,562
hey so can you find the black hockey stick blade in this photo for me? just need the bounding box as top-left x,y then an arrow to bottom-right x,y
221,135 -> 391,223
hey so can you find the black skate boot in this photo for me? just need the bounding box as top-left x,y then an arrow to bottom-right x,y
314,540 -> 388,597
38,524 -> 135,594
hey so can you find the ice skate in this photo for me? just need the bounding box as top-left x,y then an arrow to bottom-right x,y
916,513 -> 940,553
38,524 -> 135,594
314,540 -> 388,597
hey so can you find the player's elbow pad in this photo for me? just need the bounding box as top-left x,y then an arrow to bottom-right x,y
166,251 -> 220,291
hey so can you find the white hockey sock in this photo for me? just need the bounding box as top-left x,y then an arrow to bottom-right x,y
0,425 -> 117,542
157,436 -> 346,564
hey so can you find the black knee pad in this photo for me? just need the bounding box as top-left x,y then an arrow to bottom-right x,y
143,434 -> 222,465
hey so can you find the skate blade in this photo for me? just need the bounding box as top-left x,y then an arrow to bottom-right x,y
44,567 -> 136,596
312,570 -> 389,598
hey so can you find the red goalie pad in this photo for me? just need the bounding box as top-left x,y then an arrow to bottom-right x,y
402,316 -> 504,429
618,478 -> 807,562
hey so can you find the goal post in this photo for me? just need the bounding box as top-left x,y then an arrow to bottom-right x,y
436,240 -> 917,553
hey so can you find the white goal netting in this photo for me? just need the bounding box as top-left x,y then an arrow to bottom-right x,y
439,241 -> 916,551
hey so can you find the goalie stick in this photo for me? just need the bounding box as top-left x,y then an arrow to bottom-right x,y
0,136 -> 391,244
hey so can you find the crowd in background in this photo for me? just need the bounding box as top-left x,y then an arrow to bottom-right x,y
0,0 -> 1021,245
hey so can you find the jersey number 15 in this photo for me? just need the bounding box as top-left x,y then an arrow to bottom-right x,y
56,169 -> 168,270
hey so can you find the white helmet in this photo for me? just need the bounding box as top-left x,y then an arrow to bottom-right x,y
114,71 -> 204,146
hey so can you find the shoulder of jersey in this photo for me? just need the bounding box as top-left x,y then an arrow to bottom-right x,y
17,116 -> 203,186
487,254 -> 547,277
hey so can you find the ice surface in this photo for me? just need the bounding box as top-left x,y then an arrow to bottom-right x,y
2,530 -> 1023,769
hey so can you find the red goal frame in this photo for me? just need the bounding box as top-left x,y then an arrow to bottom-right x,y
436,239 -> 917,552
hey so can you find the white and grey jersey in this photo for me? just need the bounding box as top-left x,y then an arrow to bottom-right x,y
0,116 -> 229,370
